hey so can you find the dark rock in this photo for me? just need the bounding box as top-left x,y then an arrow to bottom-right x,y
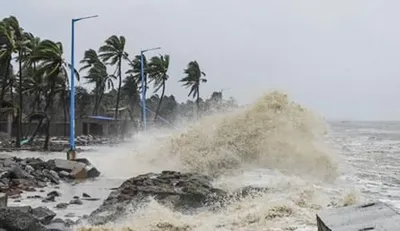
82,193 -> 90,198
82,197 -> 100,201
73,196 -> 79,199
25,158 -> 48,170
47,191 -> 61,197
32,206 -> 56,225
87,171 -> 226,225
74,158 -> 101,178
55,203 -> 69,209
42,195 -> 55,203
51,218 -> 65,224
0,207 -> 46,231
14,199 -> 21,202
27,195 -> 42,199
69,198 -> 83,205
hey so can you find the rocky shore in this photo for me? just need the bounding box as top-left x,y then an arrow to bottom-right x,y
0,155 -> 268,230
0,154 -> 101,230
84,171 -> 268,226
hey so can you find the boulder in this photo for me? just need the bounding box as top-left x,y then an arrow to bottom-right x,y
0,207 -> 46,231
0,193 -> 6,207
32,206 -> 56,225
87,171 -> 226,225
47,159 -> 85,173
47,158 -> 100,179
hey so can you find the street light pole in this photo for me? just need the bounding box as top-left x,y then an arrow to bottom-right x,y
68,15 -> 98,160
140,47 -> 161,131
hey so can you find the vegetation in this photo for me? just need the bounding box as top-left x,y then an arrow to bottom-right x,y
0,16 -> 238,149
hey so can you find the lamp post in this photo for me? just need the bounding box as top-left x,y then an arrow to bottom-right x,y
68,15 -> 98,160
140,47 -> 161,131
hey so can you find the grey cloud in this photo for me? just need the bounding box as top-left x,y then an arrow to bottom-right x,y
1,0 -> 400,120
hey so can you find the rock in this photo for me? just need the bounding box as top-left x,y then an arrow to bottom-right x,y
0,193 -> 6,207
8,165 -> 34,179
24,165 -> 34,174
73,196 -> 79,199
43,170 -> 60,184
0,207 -> 46,231
47,159 -> 85,173
27,195 -> 42,199
69,198 -> 83,205
82,197 -> 100,201
47,158 -> 100,179
47,191 -> 61,197
87,171 -> 226,225
55,203 -> 69,209
42,195 -> 55,203
57,171 -> 70,178
74,158 -> 101,178
32,206 -> 56,225
82,193 -> 90,198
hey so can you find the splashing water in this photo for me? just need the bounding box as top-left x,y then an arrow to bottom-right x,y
77,91 -> 360,231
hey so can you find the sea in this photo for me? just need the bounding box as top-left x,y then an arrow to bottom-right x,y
4,91 -> 399,231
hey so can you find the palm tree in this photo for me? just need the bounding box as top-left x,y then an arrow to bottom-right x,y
0,16 -> 27,147
121,74 -> 140,122
179,60 -> 207,115
148,54 -> 170,122
98,35 -> 128,119
30,39 -> 78,149
80,49 -> 115,115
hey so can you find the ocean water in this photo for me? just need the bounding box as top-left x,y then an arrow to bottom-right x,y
4,92 -> 398,231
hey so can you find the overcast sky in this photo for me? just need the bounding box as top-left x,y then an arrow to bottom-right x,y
2,0 -> 400,120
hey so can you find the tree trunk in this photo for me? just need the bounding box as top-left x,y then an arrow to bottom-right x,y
154,82 -> 165,123
16,50 -> 23,148
114,60 -> 122,119
62,90 -> 67,137
196,85 -> 200,117
27,118 -> 43,144
43,118 -> 50,150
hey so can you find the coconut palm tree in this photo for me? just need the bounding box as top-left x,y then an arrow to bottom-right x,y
0,16 -> 28,147
98,35 -> 128,119
80,49 -> 115,115
179,60 -> 207,115
30,39 -> 78,149
148,54 -> 170,122
121,74 -> 140,122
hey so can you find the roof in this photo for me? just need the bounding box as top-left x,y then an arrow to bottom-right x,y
87,115 -> 118,121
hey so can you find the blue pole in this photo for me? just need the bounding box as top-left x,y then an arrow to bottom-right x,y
68,15 -> 98,160
69,19 -> 76,154
140,51 -> 147,131
139,47 -> 161,131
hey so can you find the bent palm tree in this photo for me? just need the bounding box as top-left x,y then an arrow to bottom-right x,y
98,35 -> 127,119
179,60 -> 206,115
30,39 -> 78,149
148,54 -> 169,122
80,49 -> 115,115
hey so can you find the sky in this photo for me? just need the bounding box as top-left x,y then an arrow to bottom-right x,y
1,0 -> 400,121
